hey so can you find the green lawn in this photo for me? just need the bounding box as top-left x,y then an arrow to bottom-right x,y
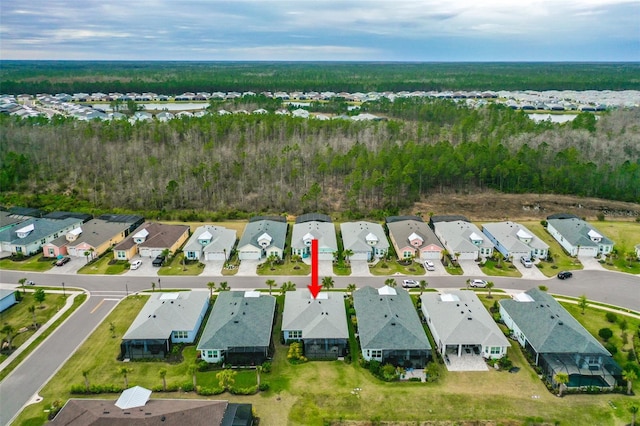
158,253 -> 205,276
257,257 -> 310,276
77,255 -> 129,275
595,220 -> 640,274
369,259 -> 427,276
13,290 -> 640,426
0,254 -> 55,272
480,258 -> 523,277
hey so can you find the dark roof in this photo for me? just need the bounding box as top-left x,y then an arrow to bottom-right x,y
295,213 -> 332,224
546,213 -> 580,220
249,215 -> 286,223
97,214 -> 144,224
43,211 -> 93,223
385,215 -> 423,224
221,403 -> 254,426
429,215 -> 470,224
48,398 -> 239,426
7,207 -> 44,218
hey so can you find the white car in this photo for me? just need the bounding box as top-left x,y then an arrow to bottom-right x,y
469,279 -> 488,288
130,259 -> 142,270
424,261 -> 435,271
402,279 -> 419,288
520,257 -> 533,268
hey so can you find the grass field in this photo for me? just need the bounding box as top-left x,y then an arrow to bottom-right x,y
12,290 -> 640,426
520,221 -> 586,277
0,255 -> 54,273
77,255 -> 128,275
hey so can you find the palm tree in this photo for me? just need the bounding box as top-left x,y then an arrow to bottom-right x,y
18,278 -> 27,294
554,373 -> 569,397
466,279 -> 471,289
28,305 -> 37,327
265,279 -> 277,296
2,324 -> 15,351
578,294 -> 589,314
486,281 -> 495,298
419,280 -> 428,296
118,366 -> 132,388
343,249 -> 354,264
322,276 -> 334,290
384,278 -> 397,288
82,370 -> 90,392
347,283 -> 357,300
216,369 -> 236,391
630,405 -> 639,426
219,281 -> 229,291
623,369 -> 637,395
159,368 -> 167,391
267,254 -> 278,270
207,281 -> 216,299
280,281 -> 296,295
151,281 -> 156,292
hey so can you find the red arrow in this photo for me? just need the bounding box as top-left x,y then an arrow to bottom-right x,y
308,239 -> 322,299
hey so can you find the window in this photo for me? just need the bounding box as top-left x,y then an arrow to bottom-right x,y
289,330 -> 302,339
206,350 -> 218,358
403,251 -> 413,259
490,347 -> 501,355
371,349 -> 382,359
187,251 -> 196,259
173,331 -> 188,339
48,248 -> 55,256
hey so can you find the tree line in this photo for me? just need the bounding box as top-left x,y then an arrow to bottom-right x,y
1,99 -> 638,218
2,61 -> 640,95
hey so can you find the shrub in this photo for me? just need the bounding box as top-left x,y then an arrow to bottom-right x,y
408,377 -> 422,382
181,382 -> 195,392
627,350 -> 637,362
258,383 -> 270,391
196,385 -> 224,396
599,328 -> 614,341
605,312 -> 618,323
605,343 -> 618,355
230,385 -> 258,395
261,361 -> 272,373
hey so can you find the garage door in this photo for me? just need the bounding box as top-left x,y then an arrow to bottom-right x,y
421,251 -> 441,260
577,246 -> 598,257
457,251 -> 477,260
140,248 -> 163,258
205,252 -> 226,261
240,250 -> 261,260
350,252 -> 369,261
319,252 -> 334,261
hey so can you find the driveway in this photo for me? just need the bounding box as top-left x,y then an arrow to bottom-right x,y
236,259 -> 259,276
458,259 -> 485,276
46,256 -> 84,275
350,260 -> 371,276
201,260 -> 224,276
513,260 -> 547,280
422,260 -> 449,277
578,256 -> 605,271
124,257 -> 158,277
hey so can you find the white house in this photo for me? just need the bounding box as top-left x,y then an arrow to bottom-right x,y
183,225 -> 236,261
340,221 -> 389,261
546,214 -> 614,257
482,221 -> 549,260
433,220 -> 494,260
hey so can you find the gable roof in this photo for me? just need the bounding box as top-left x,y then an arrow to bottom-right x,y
340,221 -> 389,253
500,288 -> 610,355
546,217 -> 614,248
198,291 -> 276,350
386,218 -> 443,251
65,219 -> 135,249
296,213 -> 331,224
482,221 -> 549,251
122,292 -> 209,340
113,222 -> 189,251
183,225 -> 236,253
353,286 -> 430,351
421,291 -> 508,347
0,217 -> 83,246
238,218 -> 287,252
291,220 -> 338,251
282,291 -> 348,339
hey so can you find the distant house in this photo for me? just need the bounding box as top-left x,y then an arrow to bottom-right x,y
420,291 -> 509,365
183,225 -> 236,261
546,214 -> 614,257
120,291 -> 209,360
0,211 -> 26,233
0,217 -> 83,256
113,222 -> 190,261
340,221 -> 389,261
353,286 -> 431,368
0,289 -> 17,313
197,291 -> 276,365
291,214 -> 338,261
282,291 -> 348,360
433,220 -> 494,261
500,288 -> 621,389
386,216 -> 443,261
237,216 -> 287,261
482,221 -> 549,260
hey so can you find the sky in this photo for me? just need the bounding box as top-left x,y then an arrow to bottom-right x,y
1,0 -> 639,61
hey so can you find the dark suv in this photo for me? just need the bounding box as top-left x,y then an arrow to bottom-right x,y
557,271 -> 573,280
55,257 -> 71,266
152,255 -> 165,267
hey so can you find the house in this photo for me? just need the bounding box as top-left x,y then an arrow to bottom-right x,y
0,217 -> 83,256
0,289 -> 17,313
291,214 -> 338,260
183,225 -> 236,261
353,286 -> 431,368
420,291 -> 509,367
546,214 -> 614,257
43,216 -> 143,260
113,222 -> 190,261
482,221 -> 549,260
282,290 -> 349,360
49,391 -> 253,426
386,216 -> 443,261
197,291 -> 276,366
340,221 -> 389,261
433,220 -> 494,260
237,216 -> 287,261
500,288 -> 621,389
120,291 -> 209,360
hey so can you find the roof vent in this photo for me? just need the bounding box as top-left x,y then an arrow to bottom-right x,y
467,317 -> 472,320
558,321 -> 564,325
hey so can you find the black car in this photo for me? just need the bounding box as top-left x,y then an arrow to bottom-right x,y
152,255 -> 166,267
55,257 -> 71,266
557,271 -> 573,280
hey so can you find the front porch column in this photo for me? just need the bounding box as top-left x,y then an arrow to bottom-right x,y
458,345 -> 462,357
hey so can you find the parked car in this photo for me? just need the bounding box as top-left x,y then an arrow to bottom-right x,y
424,260 -> 436,271
520,257 -> 533,268
469,279 -> 488,288
27,280 -> 35,285
152,255 -> 165,267
55,257 -> 71,266
130,259 -> 142,270
402,279 -> 419,288
557,271 -> 573,280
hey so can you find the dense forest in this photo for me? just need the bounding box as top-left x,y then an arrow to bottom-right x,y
2,61 -> 640,94
1,97 -> 639,219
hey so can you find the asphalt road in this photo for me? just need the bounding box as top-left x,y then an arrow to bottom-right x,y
0,268 -> 638,425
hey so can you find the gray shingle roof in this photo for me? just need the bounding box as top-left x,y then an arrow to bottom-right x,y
421,291 -> 508,347
238,218 -> 287,252
197,291 -> 276,350
66,218 -> 135,249
500,288 -> 610,355
386,219 -> 443,250
353,286 -> 430,351
291,221 -> 338,251
0,217 -> 83,246
340,221 -> 389,253
183,225 -> 236,254
547,217 -> 614,248
122,292 -> 209,340
282,291 -> 348,339
434,220 -> 493,254
114,222 -> 189,251
482,221 -> 549,252
296,213 -> 331,223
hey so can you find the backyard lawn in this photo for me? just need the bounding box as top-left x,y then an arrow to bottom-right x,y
12,290 -> 640,426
